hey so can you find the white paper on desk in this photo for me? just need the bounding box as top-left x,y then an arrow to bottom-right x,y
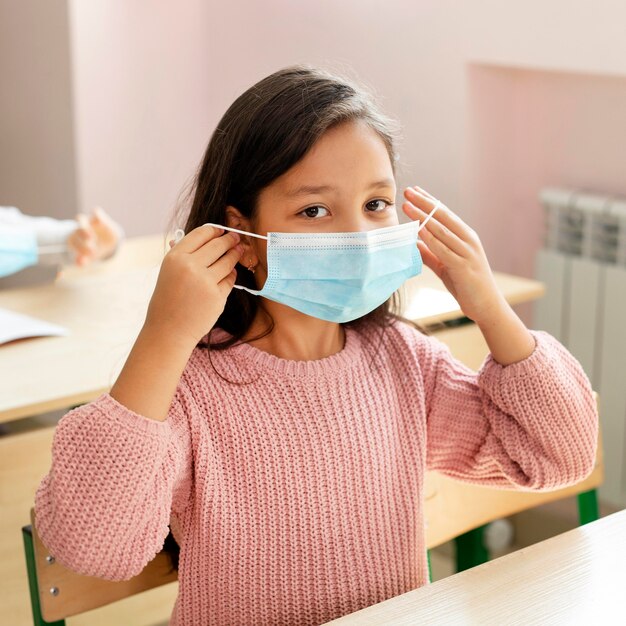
403,287 -> 460,320
0,307 -> 69,345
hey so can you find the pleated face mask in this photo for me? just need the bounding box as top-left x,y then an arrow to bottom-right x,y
174,202 -> 439,323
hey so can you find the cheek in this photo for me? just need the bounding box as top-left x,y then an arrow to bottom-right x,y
378,211 -> 400,227
251,240 -> 268,267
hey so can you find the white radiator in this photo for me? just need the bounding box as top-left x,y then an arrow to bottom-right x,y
534,187 -> 626,508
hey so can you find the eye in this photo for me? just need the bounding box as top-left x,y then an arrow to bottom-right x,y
366,199 -> 394,212
298,206 -> 330,219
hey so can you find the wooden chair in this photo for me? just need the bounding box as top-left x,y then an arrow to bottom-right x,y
21,508 -> 177,625
425,393 -> 604,578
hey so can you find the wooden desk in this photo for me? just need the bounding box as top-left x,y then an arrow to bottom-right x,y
0,235 -> 167,422
0,235 -> 179,626
326,508 -> 626,625
0,234 -> 545,625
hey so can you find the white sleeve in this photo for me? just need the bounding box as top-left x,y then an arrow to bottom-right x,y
0,206 -> 77,265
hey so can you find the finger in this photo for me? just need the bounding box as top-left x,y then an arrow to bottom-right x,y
405,187 -> 470,240
418,222 -> 463,264
412,184 -> 438,202
76,214 -> 94,240
74,249 -> 96,265
196,231 -> 241,267
217,268 -> 238,294
92,206 -> 108,223
174,224 -> 227,254
74,242 -> 96,258
208,244 -> 244,281
403,201 -> 468,258
416,240 -> 444,278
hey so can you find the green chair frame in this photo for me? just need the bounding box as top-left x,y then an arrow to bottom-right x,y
426,488 -> 599,581
22,525 -> 65,626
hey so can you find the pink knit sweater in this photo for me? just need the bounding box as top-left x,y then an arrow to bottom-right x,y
35,320 -> 598,625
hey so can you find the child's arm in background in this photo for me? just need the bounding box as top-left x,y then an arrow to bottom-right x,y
0,205 -> 124,266
0,205 -> 77,265
34,225 -> 243,580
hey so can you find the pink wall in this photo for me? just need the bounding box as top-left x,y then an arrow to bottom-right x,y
66,0 -> 466,238
464,65 -> 626,277
60,1 -> 626,277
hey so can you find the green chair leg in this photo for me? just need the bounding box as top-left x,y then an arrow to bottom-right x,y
451,491 -> 599,576
577,489 -> 599,526
22,525 -> 65,626
454,525 -> 490,573
426,549 -> 432,582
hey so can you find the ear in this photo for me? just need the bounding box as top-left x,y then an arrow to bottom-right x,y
225,206 -> 259,267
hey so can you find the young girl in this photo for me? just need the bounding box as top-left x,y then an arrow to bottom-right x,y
35,65 -> 598,626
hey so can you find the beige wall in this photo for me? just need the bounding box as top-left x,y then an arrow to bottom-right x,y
0,0 -> 77,217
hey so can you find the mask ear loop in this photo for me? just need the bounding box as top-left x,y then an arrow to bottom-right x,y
417,200 -> 441,233
173,223 -> 268,244
172,223 -> 267,293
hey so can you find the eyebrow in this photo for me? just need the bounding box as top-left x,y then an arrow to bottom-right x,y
286,177 -> 395,197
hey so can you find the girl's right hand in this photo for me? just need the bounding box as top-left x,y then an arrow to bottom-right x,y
144,225 -> 243,349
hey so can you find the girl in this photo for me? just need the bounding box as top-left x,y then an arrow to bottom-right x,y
35,65 -> 598,626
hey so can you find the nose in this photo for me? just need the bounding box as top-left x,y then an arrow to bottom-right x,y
337,217 -> 381,234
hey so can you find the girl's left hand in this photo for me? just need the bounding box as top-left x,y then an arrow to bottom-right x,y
403,185 -> 503,325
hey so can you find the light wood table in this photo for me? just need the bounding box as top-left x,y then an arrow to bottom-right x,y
326,507 -> 626,625
0,234 -> 545,626
0,235 -> 167,422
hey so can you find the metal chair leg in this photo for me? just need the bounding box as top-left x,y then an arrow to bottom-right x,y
22,525 -> 65,626
577,489 -> 599,526
454,525 -> 489,573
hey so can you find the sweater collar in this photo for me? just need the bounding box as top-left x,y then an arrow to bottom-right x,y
204,325 -> 366,377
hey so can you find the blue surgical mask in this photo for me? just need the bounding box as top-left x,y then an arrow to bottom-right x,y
174,203 -> 439,323
0,229 -> 39,278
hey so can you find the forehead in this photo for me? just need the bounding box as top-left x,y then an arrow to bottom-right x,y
269,120 -> 395,197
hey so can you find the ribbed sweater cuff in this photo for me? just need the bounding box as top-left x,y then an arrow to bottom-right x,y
478,329 -> 555,387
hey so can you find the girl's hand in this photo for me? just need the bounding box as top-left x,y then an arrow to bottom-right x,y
144,225 -> 243,348
402,185 -> 503,325
68,207 -> 123,266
